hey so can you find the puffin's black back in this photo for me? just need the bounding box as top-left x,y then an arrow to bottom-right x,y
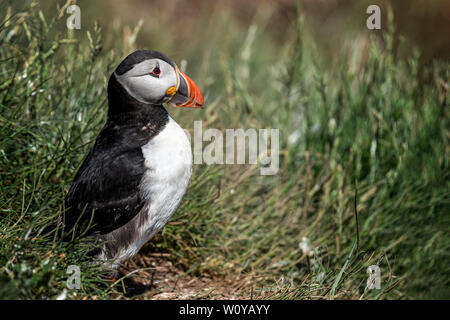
61,66 -> 170,238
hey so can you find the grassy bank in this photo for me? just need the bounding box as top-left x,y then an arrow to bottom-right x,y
0,1 -> 449,299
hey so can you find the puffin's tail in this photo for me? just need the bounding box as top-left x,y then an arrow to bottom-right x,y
28,219 -> 81,242
27,221 -> 62,240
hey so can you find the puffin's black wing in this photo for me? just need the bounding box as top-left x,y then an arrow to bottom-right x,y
63,124 -> 147,237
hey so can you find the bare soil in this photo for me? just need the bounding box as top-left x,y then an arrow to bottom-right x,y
119,252 -> 262,299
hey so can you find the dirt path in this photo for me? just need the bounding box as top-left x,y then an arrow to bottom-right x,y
119,252 -> 260,299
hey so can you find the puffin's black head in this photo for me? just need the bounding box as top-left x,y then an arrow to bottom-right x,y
111,50 -> 204,108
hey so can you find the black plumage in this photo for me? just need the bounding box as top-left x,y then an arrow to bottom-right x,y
115,50 -> 176,76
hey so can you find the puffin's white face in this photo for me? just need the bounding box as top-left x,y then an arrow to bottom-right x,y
115,58 -> 177,105
114,57 -> 204,108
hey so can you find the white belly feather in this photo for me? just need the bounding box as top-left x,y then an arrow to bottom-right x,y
114,117 -> 192,261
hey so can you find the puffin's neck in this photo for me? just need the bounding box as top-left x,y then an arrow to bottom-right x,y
106,73 -> 169,129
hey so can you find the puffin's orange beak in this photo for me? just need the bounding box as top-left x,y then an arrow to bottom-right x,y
167,69 -> 204,108
178,70 -> 204,108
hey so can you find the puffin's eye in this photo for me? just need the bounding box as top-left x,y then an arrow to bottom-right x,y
150,64 -> 161,78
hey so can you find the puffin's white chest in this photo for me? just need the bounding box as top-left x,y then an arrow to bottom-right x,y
137,117 -> 192,245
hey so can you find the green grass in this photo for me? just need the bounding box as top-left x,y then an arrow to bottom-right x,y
0,1 -> 449,299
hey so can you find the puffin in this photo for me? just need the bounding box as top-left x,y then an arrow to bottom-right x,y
60,50 -> 203,269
